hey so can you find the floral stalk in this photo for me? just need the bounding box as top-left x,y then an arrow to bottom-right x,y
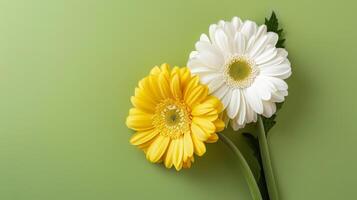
257,116 -> 279,200
219,133 -> 262,200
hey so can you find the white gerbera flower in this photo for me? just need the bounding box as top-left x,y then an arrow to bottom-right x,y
187,17 -> 291,130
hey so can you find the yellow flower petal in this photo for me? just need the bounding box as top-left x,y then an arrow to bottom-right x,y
146,135 -> 170,163
183,161 -> 191,168
201,96 -> 222,113
170,73 -> 182,99
191,122 -> 210,141
173,138 -> 184,170
192,104 -> 219,121
164,140 -> 175,168
137,140 -> 153,152
183,132 -> 194,162
160,64 -> 172,80
158,73 -> 172,98
170,66 -> 180,76
131,96 -> 155,113
200,111 -> 219,121
216,101 -> 223,113
183,76 -> 199,98
185,85 -> 208,107
214,119 -> 225,132
193,117 -> 216,133
179,67 -> 191,90
127,65 -> 226,170
135,88 -> 157,105
150,66 -> 161,75
138,77 -> 164,102
160,63 -> 170,74
128,107 -> 152,116
130,129 -> 158,146
191,131 -> 206,156
126,109 -> 153,131
191,103 -> 215,116
206,133 -> 219,143
148,75 -> 164,100
183,157 -> 193,169
220,112 -> 229,127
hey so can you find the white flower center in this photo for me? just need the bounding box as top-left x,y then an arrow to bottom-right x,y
223,56 -> 259,89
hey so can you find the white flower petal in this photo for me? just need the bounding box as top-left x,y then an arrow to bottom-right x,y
213,83 -> 229,98
214,28 -> 232,55
189,65 -> 215,74
280,90 -> 288,96
206,76 -> 225,93
189,51 -> 198,59
231,118 -> 245,131
233,32 -> 246,55
255,25 -> 267,39
200,73 -> 222,84
197,51 -> 224,69
209,24 -> 218,44
252,110 -> 257,122
252,78 -> 272,101
245,88 -> 263,114
195,41 -> 224,69
231,120 -> 239,131
188,57 -> 202,67
261,60 -> 291,79
259,48 -> 288,68
262,101 -> 276,118
241,20 -> 257,38
231,17 -> 243,31
187,17 -> 291,131
258,76 -> 278,95
241,20 -> 259,52
200,34 -> 210,42
259,55 -> 285,69
263,76 -> 288,91
223,22 -> 235,40
248,34 -> 269,58
221,88 -> 233,109
218,20 -> 225,28
195,41 -> 215,53
271,90 -> 286,102
237,90 -> 246,125
188,56 -> 214,73
244,98 -> 257,123
227,89 -> 240,118
277,48 -> 288,57
255,46 -> 277,64
266,32 -> 279,46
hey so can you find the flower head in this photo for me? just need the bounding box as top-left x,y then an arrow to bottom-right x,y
126,64 -> 225,170
188,17 -> 291,130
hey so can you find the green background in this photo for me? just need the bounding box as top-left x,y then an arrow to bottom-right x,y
1,0 -> 356,199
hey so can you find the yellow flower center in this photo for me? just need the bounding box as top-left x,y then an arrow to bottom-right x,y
224,56 -> 259,88
153,99 -> 191,139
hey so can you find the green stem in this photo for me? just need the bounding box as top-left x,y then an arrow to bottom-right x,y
257,116 -> 279,200
218,133 -> 262,200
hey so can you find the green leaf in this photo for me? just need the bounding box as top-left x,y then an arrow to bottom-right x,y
218,133 -> 263,199
262,12 -> 286,135
242,132 -> 270,200
261,115 -> 277,133
265,11 -> 285,48
261,102 -> 285,134
234,132 -> 261,182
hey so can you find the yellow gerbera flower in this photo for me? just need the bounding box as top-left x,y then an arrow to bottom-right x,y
126,64 -> 225,170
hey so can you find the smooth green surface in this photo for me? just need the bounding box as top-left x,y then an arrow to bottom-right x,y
0,0 -> 356,199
